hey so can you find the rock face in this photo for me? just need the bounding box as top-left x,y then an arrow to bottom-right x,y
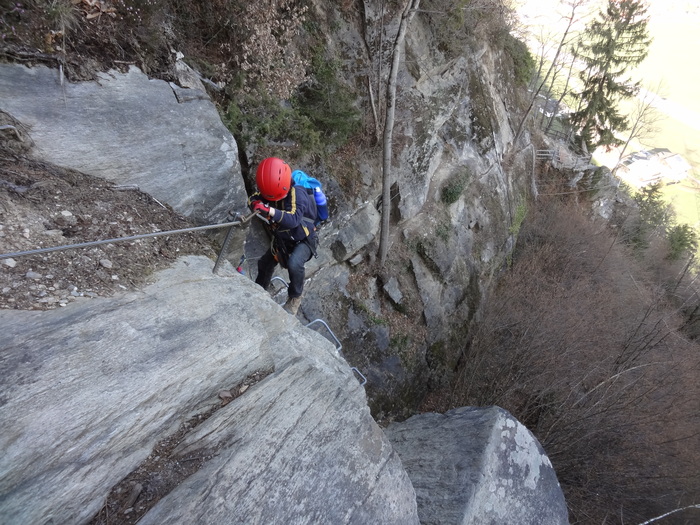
284,3 -> 539,408
385,406 -> 570,525
0,63 -> 247,225
0,256 -> 418,525
0,10 -> 537,413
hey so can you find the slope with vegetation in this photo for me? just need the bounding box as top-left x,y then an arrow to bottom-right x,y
425,165 -> 700,523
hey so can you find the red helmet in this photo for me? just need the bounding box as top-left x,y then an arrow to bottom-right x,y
256,157 -> 292,201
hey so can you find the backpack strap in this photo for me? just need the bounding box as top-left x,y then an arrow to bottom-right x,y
300,187 -> 318,235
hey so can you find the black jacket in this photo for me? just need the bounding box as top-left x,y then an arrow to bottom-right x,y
250,184 -> 317,247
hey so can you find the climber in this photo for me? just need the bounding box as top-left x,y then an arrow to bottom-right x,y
249,157 -> 318,316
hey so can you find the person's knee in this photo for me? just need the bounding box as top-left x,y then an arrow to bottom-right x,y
288,255 -> 305,274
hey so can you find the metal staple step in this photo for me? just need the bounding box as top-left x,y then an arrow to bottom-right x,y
306,318 -> 367,387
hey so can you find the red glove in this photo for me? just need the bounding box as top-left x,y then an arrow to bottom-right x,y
253,200 -> 271,217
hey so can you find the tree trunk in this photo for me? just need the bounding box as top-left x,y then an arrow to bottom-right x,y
378,0 -> 420,265
545,45 -> 578,135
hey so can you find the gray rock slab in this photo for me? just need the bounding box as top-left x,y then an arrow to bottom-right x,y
385,406 -> 569,525
329,203 -> 380,262
139,345 -> 416,525
410,255 -> 443,341
0,63 -> 248,224
0,256 -> 418,525
383,276 -> 403,304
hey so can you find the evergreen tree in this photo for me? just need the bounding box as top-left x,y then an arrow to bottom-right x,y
571,0 -> 652,150
666,224 -> 698,261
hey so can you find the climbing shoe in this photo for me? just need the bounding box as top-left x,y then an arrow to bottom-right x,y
283,296 -> 302,315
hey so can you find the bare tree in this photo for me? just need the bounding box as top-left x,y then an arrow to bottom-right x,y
510,0 -> 590,152
613,82 -> 666,172
378,0 -> 421,265
636,504 -> 700,524
543,43 -> 579,135
360,0 -> 386,145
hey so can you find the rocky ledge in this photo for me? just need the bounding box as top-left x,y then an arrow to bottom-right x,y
0,256 -> 418,524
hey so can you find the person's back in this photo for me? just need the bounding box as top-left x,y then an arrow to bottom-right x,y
265,184 -> 317,247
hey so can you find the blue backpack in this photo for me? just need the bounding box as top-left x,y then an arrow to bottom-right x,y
292,170 -> 329,225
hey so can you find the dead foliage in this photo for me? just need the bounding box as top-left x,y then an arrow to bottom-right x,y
428,183 -> 700,523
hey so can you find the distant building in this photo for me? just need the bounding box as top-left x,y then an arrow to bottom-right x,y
616,148 -> 691,187
535,95 -> 572,119
538,98 -> 559,118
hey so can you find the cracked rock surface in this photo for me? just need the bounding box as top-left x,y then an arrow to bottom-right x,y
0,255 -> 418,525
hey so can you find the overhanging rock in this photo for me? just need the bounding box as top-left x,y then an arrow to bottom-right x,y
385,406 -> 569,525
0,63 -> 247,225
0,255 -> 418,525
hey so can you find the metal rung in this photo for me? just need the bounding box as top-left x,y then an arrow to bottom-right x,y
350,367 -> 367,386
271,276 -> 289,288
305,318 -> 367,387
305,319 -> 342,352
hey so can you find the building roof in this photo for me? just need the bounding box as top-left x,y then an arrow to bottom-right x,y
617,148 -> 691,187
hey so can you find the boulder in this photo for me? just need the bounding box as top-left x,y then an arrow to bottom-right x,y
329,203 -> 381,262
385,406 -> 570,525
0,63 -> 247,225
0,256 -> 418,525
383,276 -> 403,305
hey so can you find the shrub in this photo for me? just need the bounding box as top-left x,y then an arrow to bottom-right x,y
293,50 -> 361,149
666,223 -> 698,260
441,169 -> 470,204
622,183 -> 694,262
500,32 -> 535,86
223,47 -> 361,158
508,201 -> 527,235
223,92 -> 321,156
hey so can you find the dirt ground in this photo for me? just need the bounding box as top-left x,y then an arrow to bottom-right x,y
0,151 -> 218,310
1,1 -> 224,310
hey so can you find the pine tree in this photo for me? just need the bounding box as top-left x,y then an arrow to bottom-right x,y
570,0 -> 652,150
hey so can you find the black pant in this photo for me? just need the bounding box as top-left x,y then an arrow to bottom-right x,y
255,239 -> 314,298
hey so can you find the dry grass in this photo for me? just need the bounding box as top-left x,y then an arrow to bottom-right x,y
431,185 -> 700,523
